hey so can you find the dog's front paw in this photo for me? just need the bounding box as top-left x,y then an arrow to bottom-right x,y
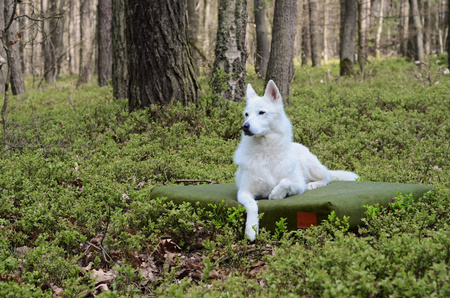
245,226 -> 256,242
269,185 -> 287,200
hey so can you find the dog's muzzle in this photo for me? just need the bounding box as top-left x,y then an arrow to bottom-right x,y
241,122 -> 254,136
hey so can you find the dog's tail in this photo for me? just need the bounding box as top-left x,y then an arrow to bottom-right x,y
329,170 -> 359,181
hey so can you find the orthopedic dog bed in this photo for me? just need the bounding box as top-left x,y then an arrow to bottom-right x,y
150,181 -> 433,232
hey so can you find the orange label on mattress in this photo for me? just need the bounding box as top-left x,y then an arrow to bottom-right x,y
297,212 -> 317,228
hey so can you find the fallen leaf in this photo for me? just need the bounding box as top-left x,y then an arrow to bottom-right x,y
90,269 -> 117,285
50,283 -> 64,297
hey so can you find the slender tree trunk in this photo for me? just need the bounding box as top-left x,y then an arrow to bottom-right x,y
301,1 -> 311,65
323,0 -> 328,65
98,0 -> 112,86
309,0 -> 321,67
77,0 -> 94,86
0,0 -> 6,91
294,0 -> 303,59
212,0 -> 247,101
375,0 -> 385,59
187,0 -> 204,69
51,0 -> 66,80
5,0 -> 25,94
340,0 -> 357,76
357,0 -> 369,72
254,0 -> 269,78
447,0 -> 450,68
409,0 -> 425,64
41,0 -> 55,82
423,0 -> 431,55
68,1 -> 78,75
126,0 -> 199,109
437,0 -> 444,54
266,0 -> 297,99
400,0 -> 409,56
112,0 -> 127,99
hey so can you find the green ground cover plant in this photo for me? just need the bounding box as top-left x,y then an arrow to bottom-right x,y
0,57 -> 449,296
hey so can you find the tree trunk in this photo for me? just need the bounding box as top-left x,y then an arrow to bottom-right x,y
409,0 -> 424,64
254,0 -> 269,78
323,0 -> 328,65
340,0 -> 357,76
399,0 -> 409,56
126,0 -> 199,110
97,0 -> 113,87
309,0 -> 321,67
112,0 -> 127,99
41,0 -> 55,82
5,0 -> 25,95
212,0 -> 247,101
437,0 -> 444,55
301,1 -> 311,66
294,0 -> 304,59
187,0 -> 203,69
266,0 -> 297,99
77,0 -> 94,86
374,0 -> 384,59
68,0 -> 78,75
0,0 -> 6,92
447,0 -> 450,68
423,0 -> 431,55
358,0 -> 370,73
50,0 -> 66,80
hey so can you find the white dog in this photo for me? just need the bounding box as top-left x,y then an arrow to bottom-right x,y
234,80 -> 359,241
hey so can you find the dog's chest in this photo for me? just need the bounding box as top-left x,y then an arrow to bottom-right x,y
242,152 -> 295,190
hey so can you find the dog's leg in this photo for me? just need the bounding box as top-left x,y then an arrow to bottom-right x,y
304,155 -> 332,190
269,178 -> 306,200
237,190 -> 259,241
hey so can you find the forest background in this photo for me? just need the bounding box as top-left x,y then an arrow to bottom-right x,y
0,0 -> 449,297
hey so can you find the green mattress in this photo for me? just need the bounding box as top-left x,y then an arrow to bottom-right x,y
150,181 -> 433,232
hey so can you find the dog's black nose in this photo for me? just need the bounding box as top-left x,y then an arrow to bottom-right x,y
241,122 -> 254,136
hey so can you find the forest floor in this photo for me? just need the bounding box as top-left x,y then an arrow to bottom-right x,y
0,57 -> 449,296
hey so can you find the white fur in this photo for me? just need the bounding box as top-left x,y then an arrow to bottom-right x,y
234,80 -> 359,241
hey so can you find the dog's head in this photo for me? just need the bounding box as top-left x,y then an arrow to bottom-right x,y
241,80 -> 285,137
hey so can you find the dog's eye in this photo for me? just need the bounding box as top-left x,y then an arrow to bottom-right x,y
245,113 -> 249,117
259,111 -> 266,115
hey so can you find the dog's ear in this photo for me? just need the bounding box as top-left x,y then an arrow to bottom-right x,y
246,84 -> 257,98
264,80 -> 282,104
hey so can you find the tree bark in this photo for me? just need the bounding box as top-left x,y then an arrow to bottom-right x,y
323,0 -> 328,65
309,0 -> 321,67
408,0 -> 424,64
68,0 -> 78,75
447,0 -> 450,68
254,0 -> 269,78
212,0 -> 247,101
112,0 -> 127,99
77,0 -> 94,86
399,0 -> 409,57
41,0 -> 54,82
374,0 -> 384,59
0,0 -> 6,91
423,0 -> 431,55
301,1 -> 311,65
5,0 -> 25,94
358,0 -> 370,73
187,0 -> 203,69
339,0 -> 357,76
98,0 -> 113,87
50,0 -> 66,81
266,0 -> 297,99
126,0 -> 199,110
